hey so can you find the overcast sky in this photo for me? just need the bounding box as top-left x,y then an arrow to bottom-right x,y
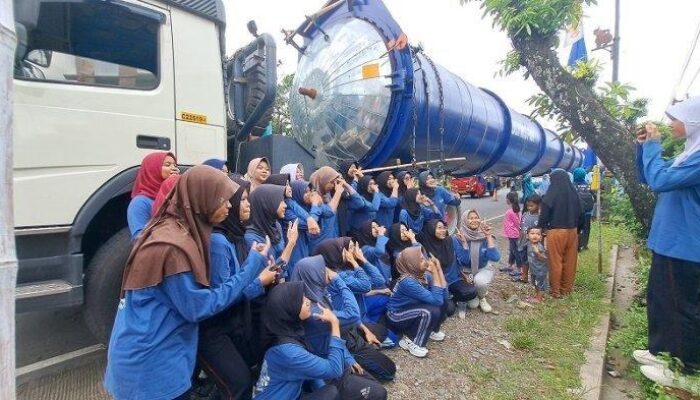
225,0 -> 700,128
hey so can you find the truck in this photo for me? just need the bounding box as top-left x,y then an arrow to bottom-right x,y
12,0 -> 277,344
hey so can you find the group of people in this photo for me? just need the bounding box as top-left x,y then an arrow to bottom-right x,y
107,156 -> 512,400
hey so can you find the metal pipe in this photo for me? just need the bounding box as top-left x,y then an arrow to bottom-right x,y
362,157 -> 467,173
288,0 -> 583,176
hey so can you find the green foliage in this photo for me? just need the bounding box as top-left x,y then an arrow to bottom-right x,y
602,177 -> 646,240
496,49 -> 523,77
271,72 -> 295,136
461,0 -> 595,38
457,224 -> 633,399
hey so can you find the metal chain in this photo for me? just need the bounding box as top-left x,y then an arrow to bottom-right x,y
414,49 -> 432,171
420,51 -> 446,178
409,47 -> 419,170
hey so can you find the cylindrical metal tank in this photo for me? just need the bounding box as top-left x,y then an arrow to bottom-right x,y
288,0 -> 582,176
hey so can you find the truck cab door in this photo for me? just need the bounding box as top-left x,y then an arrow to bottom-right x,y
13,0 -> 176,227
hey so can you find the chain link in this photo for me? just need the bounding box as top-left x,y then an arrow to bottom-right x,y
420,51 -> 446,179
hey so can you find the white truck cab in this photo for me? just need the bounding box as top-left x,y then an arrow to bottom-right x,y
12,0 -> 276,343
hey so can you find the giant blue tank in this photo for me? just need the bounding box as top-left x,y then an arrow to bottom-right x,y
288,0 -> 582,176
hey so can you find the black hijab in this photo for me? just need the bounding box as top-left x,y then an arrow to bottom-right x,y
376,171 -> 394,197
418,171 -> 436,198
396,170 -> 412,197
388,222 -> 413,255
358,175 -> 374,202
355,220 -> 377,248
337,160 -> 358,183
540,169 -> 582,229
402,188 -> 422,217
246,184 -> 285,245
214,176 -> 250,259
262,282 -> 307,348
291,255 -> 330,307
266,173 -> 291,187
417,219 -> 455,271
312,237 -> 352,271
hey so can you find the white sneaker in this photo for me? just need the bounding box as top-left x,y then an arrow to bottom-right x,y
640,365 -> 700,393
633,350 -> 666,367
399,337 -> 429,357
479,297 -> 493,313
457,302 -> 467,319
466,298 -> 480,309
430,331 -> 446,341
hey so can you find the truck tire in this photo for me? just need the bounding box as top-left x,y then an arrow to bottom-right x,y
84,228 -> 132,345
244,62 -> 274,137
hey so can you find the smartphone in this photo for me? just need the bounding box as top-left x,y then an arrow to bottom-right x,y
310,302 -> 323,320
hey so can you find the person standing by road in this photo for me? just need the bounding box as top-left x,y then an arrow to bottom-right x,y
633,97 -> 700,392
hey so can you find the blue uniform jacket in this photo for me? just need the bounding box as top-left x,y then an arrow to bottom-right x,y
387,272 -> 447,312
127,195 -> 153,241
637,141 -> 700,262
104,252 -> 266,400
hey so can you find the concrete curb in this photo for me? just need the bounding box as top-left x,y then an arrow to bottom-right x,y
16,344 -> 105,387
579,244 -> 619,400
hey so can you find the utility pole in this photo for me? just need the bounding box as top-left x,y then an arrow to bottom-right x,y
612,0 -> 620,83
0,0 -> 17,398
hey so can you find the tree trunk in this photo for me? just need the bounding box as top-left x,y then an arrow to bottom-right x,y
511,34 -> 655,231
0,1 -> 17,398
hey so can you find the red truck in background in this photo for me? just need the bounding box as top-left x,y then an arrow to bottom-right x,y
451,175 -> 490,198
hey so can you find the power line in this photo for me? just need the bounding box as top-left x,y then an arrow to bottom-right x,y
677,20 -> 700,87
668,20 -> 700,107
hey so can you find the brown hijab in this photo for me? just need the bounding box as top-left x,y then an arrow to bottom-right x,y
246,157 -> 269,190
395,246 -> 426,284
310,166 -> 340,195
121,165 -> 237,294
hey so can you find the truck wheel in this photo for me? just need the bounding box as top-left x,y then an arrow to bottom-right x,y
244,63 -> 274,137
84,228 -> 132,345
469,192 -> 476,198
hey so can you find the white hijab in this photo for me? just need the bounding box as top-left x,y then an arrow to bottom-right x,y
280,163 -> 303,181
667,96 -> 700,167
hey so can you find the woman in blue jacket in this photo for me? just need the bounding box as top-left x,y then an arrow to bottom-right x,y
399,188 -> 441,233
198,176 -> 279,400
386,246 -> 448,358
633,97 -> 700,390
458,209 -> 500,315
308,167 -> 353,251
253,282 -> 343,400
287,180 -> 325,275
418,219 -> 472,318
290,256 -> 388,399
418,171 -> 461,219
244,184 -> 299,276
127,151 -> 179,241
348,175 -> 381,234
312,238 -> 396,382
375,171 -> 400,228
105,166 -> 269,400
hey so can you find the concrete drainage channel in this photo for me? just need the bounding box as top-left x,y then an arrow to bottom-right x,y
579,245 -> 642,400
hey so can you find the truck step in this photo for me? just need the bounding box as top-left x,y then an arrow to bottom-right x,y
16,280 -> 74,300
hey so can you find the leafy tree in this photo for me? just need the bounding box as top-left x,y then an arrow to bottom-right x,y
271,72 -> 295,136
463,0 -> 657,231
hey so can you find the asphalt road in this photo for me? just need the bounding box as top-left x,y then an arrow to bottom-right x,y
15,189 -> 508,398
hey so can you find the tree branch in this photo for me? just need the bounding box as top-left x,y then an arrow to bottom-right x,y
511,34 -> 655,230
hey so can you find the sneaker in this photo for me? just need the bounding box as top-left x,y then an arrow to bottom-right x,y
399,337 -> 429,357
457,302 -> 467,319
430,331 -> 446,341
479,297 -> 493,313
633,350 -> 667,367
406,341 -> 429,358
640,365 -> 700,393
467,298 -> 480,309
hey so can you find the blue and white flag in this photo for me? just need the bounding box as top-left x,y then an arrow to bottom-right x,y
565,22 -> 588,67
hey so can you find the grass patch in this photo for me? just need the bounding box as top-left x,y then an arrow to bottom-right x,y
608,251 -> 700,399
455,223 -> 634,399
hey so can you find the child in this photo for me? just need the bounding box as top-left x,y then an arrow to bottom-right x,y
517,194 -> 542,283
501,191 -> 522,277
526,226 -> 548,303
